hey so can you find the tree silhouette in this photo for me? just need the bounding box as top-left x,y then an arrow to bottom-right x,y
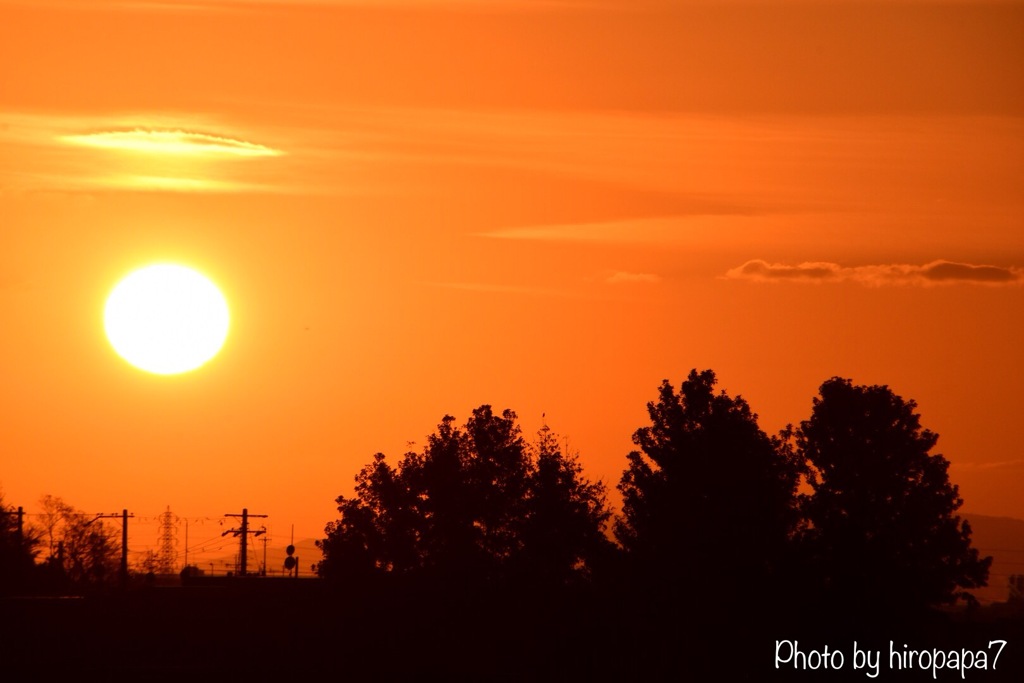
514,425 -> 615,585
318,406 -> 612,587
797,377 -> 991,612
33,495 -> 121,590
615,370 -> 801,603
0,496 -> 39,594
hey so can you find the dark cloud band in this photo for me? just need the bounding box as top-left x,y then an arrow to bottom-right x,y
725,259 -> 1023,286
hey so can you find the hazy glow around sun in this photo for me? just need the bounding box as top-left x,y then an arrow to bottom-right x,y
104,264 -> 230,375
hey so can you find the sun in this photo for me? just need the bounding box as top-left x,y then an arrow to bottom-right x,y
104,264 -> 230,375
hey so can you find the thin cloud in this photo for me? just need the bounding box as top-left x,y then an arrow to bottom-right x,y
424,282 -> 578,298
61,129 -> 282,157
724,259 -> 1024,286
481,216 -> 762,245
921,261 -> 1019,284
952,459 -> 1024,472
607,271 -> 661,285
1,113 -> 286,193
482,221 -> 637,243
0,0 -> 993,8
0,0 -> 599,10
98,175 -> 277,193
725,260 -> 844,283
309,106 -> 811,201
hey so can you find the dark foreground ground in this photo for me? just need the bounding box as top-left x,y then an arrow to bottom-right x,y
2,579 -> 1023,680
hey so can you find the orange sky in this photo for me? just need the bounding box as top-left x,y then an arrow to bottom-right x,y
1,0 -> 1022,567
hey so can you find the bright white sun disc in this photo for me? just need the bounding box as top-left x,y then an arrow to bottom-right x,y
105,264 -> 230,375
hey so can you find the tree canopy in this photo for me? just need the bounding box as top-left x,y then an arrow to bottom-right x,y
318,406 -> 613,587
798,377 -> 991,611
615,369 -> 802,600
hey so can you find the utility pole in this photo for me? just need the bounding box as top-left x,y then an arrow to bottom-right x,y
93,509 -> 134,586
122,509 -> 128,581
260,528 -> 268,576
222,508 -> 267,576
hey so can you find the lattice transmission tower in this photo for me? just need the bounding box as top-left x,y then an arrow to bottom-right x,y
156,506 -> 179,574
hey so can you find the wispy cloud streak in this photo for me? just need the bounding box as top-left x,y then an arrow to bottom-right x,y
606,271 -> 660,285
0,113 -> 285,193
424,281 -> 579,298
61,129 -> 282,157
0,0 -> 598,10
951,459 -> 1024,471
480,216 -> 763,245
725,260 -> 1024,286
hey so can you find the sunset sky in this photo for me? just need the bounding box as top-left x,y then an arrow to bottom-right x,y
1,0 -> 1022,569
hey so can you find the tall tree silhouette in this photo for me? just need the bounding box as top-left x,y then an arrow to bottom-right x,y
515,425 -> 614,585
615,370 -> 801,602
798,377 -> 991,611
319,406 -> 612,586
